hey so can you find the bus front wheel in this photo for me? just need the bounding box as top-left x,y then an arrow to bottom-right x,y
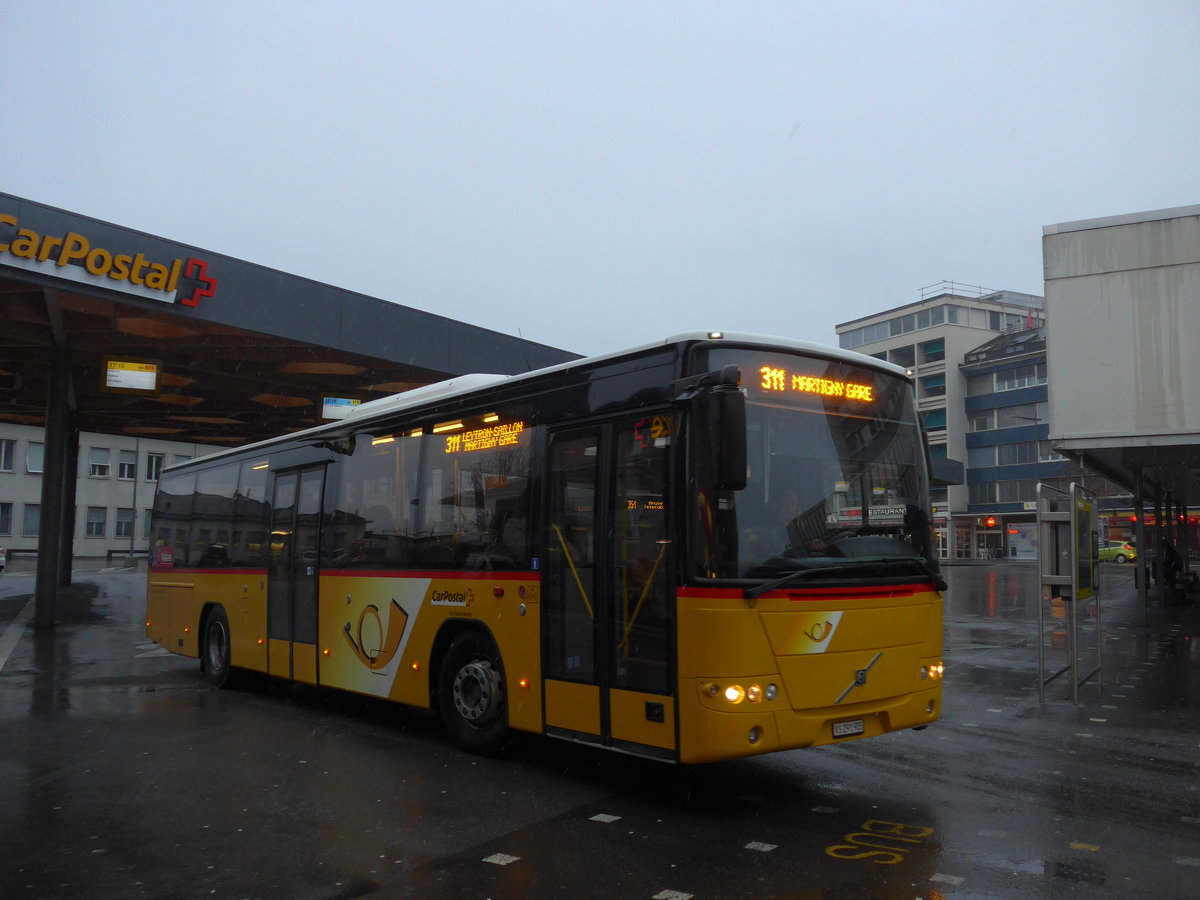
439,631 -> 511,755
202,606 -> 233,688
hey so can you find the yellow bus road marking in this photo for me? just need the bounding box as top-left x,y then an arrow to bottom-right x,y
0,599 -> 35,673
825,819 -> 936,865
1070,841 -> 1100,852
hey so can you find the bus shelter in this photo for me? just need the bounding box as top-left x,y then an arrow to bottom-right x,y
0,193 -> 578,627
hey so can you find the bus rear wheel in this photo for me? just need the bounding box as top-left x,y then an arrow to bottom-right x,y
439,631 -> 511,755
202,606 -> 233,688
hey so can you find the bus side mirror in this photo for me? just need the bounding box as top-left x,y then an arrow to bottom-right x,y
676,364 -> 746,492
713,383 -> 747,491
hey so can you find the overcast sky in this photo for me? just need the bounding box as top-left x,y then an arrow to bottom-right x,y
5,1 -> 1198,358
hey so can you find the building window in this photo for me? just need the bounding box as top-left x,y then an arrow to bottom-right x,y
996,363 -> 1047,392
919,338 -> 945,363
0,502 -> 11,535
23,504 -> 40,536
967,446 -> 995,467
889,314 -> 916,336
919,374 -> 945,398
889,345 -> 916,368
997,441 -> 1039,465
998,480 -> 1036,503
143,507 -> 154,539
89,447 -> 111,478
966,374 -> 993,397
969,411 -> 993,432
146,453 -> 165,482
0,438 -> 14,472
1039,441 -> 1067,463
27,442 -> 44,474
116,507 -> 135,538
119,449 -> 137,480
969,482 -> 996,504
922,409 -> 947,431
916,307 -> 946,329
996,402 -> 1046,429
86,506 -> 107,537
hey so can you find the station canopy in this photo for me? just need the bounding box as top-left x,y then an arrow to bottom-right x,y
1,193 -> 579,446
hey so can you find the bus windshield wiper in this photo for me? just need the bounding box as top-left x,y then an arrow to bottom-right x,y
743,556 -> 946,600
852,556 -> 948,592
744,565 -> 854,599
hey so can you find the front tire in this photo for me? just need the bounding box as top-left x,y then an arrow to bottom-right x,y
202,606 -> 233,688
438,630 -> 511,755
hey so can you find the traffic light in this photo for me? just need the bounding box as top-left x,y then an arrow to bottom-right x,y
985,516 -> 996,528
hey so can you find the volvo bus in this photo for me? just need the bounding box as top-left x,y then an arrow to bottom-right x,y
146,333 -> 943,764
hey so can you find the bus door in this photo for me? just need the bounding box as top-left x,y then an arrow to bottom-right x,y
543,416 -> 676,757
267,465 -> 326,684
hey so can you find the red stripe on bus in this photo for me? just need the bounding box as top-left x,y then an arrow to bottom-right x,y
679,583 -> 932,601
148,567 -> 268,575
318,569 -> 537,580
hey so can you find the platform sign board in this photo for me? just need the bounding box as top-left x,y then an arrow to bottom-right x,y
1073,488 -> 1098,601
101,357 -> 160,396
320,396 -> 360,421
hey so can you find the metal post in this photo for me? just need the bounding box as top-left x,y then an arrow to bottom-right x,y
1134,468 -> 1147,625
34,345 -> 72,629
57,419 -> 79,587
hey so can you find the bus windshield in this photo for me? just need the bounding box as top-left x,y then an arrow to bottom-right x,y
692,347 -> 935,582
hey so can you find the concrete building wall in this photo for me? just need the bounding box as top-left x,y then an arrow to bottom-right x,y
1043,206 -> 1200,441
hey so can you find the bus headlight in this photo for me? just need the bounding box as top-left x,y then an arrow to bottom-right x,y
921,662 -> 945,681
724,685 -> 746,704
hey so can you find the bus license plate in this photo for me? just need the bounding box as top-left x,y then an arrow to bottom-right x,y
832,719 -> 865,738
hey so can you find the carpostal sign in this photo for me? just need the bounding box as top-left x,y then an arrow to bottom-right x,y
0,213 -> 217,307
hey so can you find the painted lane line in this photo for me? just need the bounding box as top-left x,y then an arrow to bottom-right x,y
744,842 -> 777,852
482,853 -> 519,866
590,814 -> 621,823
930,873 -> 964,886
0,599 -> 36,673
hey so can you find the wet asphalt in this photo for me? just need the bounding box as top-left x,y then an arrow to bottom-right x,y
1,556 -> 1198,899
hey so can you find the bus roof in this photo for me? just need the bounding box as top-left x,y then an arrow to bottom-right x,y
162,332 -> 908,472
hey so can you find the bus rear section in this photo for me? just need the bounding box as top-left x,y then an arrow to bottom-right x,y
675,584 -> 942,764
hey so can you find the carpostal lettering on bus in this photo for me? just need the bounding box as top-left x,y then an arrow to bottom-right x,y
430,588 -> 472,607
0,214 -> 213,304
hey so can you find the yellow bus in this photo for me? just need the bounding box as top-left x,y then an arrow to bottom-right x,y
146,333 -> 943,763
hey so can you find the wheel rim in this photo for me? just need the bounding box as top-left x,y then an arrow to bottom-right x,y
452,659 -> 502,726
207,619 -> 228,673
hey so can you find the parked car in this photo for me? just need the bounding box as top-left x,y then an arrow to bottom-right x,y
1100,541 -> 1137,564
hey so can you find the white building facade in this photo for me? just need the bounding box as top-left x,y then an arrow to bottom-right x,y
0,424 -> 211,559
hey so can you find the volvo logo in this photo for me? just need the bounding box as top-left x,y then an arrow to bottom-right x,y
836,652 -> 882,703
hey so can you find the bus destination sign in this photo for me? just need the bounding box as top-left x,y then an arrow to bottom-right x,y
758,366 -> 874,403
